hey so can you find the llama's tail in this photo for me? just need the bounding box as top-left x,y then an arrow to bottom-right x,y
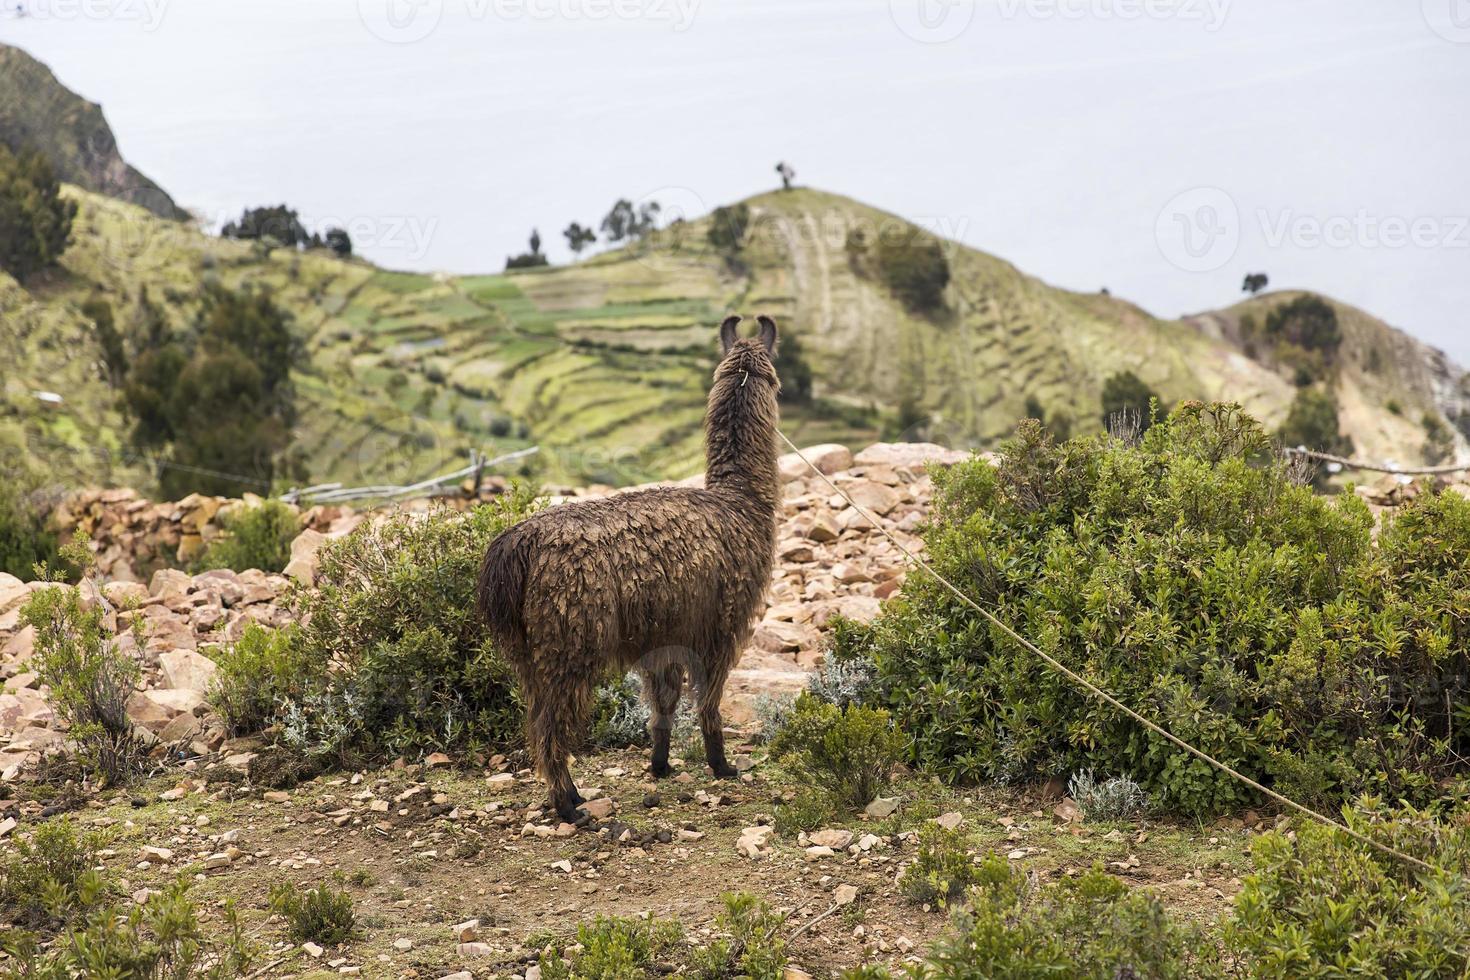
477,524 -> 531,653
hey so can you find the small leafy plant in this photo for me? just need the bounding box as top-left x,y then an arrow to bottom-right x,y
768,693 -> 904,808
194,500 -> 301,573
688,893 -> 788,980
537,914 -> 683,979
207,623 -> 310,736
1068,769 -> 1147,822
268,878 -> 357,945
898,824 -> 982,908
0,819 -> 112,928
22,551 -> 146,786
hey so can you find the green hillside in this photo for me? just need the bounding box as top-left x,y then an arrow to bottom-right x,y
2,185 -> 1465,496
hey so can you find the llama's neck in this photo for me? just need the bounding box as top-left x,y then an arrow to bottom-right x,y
703,380 -> 781,515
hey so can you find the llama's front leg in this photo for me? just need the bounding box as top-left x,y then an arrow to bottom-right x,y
694,655 -> 737,780
642,663 -> 685,779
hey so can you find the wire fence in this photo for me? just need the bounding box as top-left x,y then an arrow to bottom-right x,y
1283,446 -> 1470,477
279,447 -> 540,506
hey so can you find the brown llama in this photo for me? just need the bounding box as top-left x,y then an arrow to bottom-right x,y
477,315 -> 782,820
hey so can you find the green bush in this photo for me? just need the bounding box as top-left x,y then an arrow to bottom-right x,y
207,623 -> 311,737
688,893 -> 788,980
194,500 -> 301,573
268,879 -> 356,945
261,487 -> 538,761
899,824 -> 985,908
838,404 -> 1470,816
881,859 -> 1219,979
22,575 -> 145,786
538,915 -> 683,979
0,485 -> 58,581
875,231 -> 950,315
0,879 -> 252,979
768,693 -> 904,808
1278,387 -> 1353,458
0,819 -> 112,928
1227,801 -> 1470,977
0,144 -> 76,282
1265,295 -> 1341,357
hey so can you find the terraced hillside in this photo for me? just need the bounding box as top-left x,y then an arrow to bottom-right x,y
2,186 -> 1465,496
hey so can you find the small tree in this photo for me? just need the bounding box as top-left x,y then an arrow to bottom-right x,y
1100,371 -> 1162,433
876,232 -> 950,315
600,199 -> 635,243
1242,272 -> 1269,295
563,222 -> 596,255
1278,387 -> 1353,457
1265,294 -> 1341,356
221,205 -> 309,248
505,229 -> 549,270
0,145 -> 76,281
324,227 -> 352,257
707,203 -> 750,256
775,161 -> 796,191
83,297 -> 127,386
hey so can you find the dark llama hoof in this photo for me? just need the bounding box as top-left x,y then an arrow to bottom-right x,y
710,762 -> 739,780
553,789 -> 585,823
650,760 -> 673,779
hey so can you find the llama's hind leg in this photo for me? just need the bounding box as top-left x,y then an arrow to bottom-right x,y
692,651 -> 737,780
526,679 -> 591,821
641,662 -> 685,779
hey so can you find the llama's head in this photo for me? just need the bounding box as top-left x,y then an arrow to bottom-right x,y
714,315 -> 781,394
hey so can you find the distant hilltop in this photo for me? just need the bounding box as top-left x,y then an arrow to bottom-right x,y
0,42 -> 185,220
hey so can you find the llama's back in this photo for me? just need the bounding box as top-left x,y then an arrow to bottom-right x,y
479,485 -> 776,664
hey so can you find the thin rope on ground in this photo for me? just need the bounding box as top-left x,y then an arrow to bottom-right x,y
778,431 -> 1438,875
1285,446 -> 1470,476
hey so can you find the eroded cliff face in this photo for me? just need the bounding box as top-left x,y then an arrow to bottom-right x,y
0,43 -> 185,220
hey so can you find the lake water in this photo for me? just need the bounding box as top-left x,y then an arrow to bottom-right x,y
3,0 -> 1467,360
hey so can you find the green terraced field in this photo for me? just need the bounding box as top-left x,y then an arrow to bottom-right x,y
1,186 -> 1460,497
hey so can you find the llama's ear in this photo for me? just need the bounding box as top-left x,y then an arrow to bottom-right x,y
720,315 -> 742,354
756,315 -> 778,354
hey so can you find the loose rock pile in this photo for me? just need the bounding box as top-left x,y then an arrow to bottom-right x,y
0,442 -> 971,775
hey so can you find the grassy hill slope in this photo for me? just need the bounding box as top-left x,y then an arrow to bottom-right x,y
2,186 -> 1464,496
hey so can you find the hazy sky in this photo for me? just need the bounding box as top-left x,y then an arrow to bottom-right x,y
3,0 -> 1467,359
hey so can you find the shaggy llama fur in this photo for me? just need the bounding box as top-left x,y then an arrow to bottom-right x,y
478,315 -> 782,819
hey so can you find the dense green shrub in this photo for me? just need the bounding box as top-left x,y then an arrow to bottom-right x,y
1265,295 -> 1342,357
1,879 -> 252,979
194,500 -> 301,573
838,404 -> 1470,815
875,231 -> 950,314
232,488 -> 538,762
1227,801 -> 1470,977
0,484 -> 58,580
688,893 -> 788,980
22,574 -> 146,786
268,879 -> 356,945
899,824 -> 985,908
867,859 -> 1220,979
0,144 -> 75,282
538,915 -> 683,979
1278,387 -> 1353,457
769,693 -> 905,808
207,623 -> 311,737
1098,370 -> 1162,433
0,819 -> 112,928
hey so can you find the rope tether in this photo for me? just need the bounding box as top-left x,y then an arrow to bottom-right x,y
777,432 -> 1438,875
